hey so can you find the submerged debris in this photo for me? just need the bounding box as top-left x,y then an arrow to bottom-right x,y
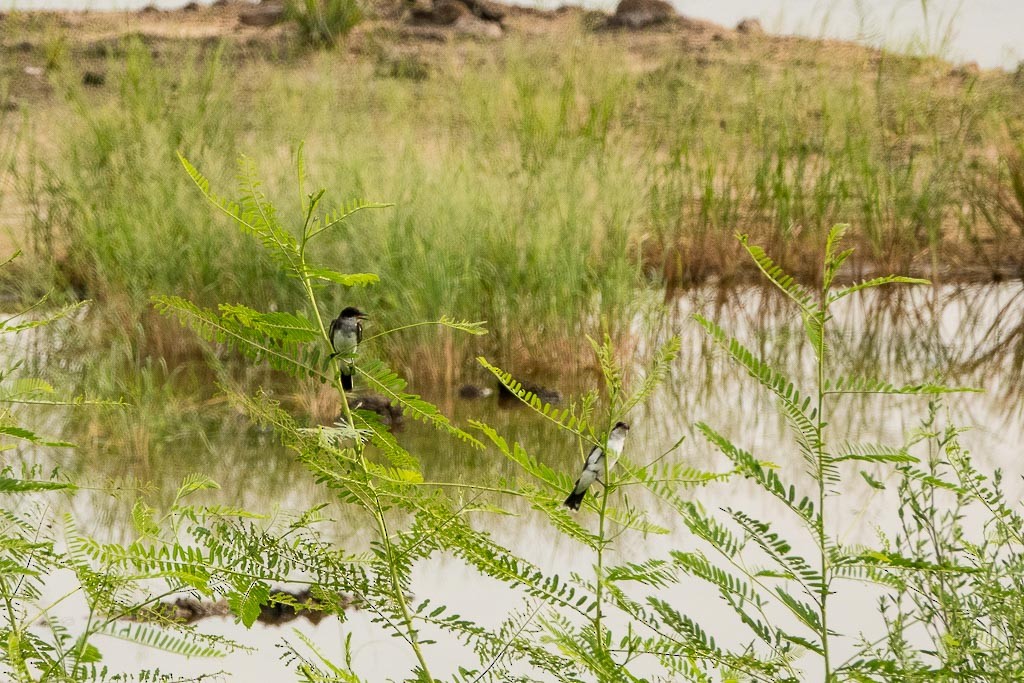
350,393 -> 405,427
127,588 -> 358,626
497,379 -> 562,407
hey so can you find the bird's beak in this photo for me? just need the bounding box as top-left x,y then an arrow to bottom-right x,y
358,314 -> 369,320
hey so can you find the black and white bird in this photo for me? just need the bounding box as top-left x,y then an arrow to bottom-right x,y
329,307 -> 367,391
563,421 -> 630,511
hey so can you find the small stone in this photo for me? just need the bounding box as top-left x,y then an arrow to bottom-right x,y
462,0 -> 504,22
736,17 -> 763,35
609,0 -> 675,29
453,14 -> 502,39
239,2 -> 286,27
433,0 -> 471,25
949,61 -> 980,79
458,384 -> 493,399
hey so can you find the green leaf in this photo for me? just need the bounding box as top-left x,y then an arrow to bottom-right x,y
303,266 -> 380,287
825,377 -> 981,395
693,315 -> 821,474
0,425 -> 75,449
228,579 -> 271,628
176,473 -> 220,499
315,198 -> 393,236
99,622 -> 228,657
438,315 -> 488,336
696,423 -> 818,525
860,471 -> 886,489
831,442 -> 917,464
622,335 -> 681,413
179,154 -> 303,278
829,275 -> 931,303
153,295 -> 331,382
737,233 -> 815,310
131,500 -> 160,537
0,477 -> 76,493
220,305 -> 321,342
477,358 -> 592,443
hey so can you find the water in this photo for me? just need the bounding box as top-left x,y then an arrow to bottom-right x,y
5,0 -> 1022,70
11,281 -> 1023,679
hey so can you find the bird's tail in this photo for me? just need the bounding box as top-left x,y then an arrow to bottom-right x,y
341,368 -> 354,391
563,482 -> 585,511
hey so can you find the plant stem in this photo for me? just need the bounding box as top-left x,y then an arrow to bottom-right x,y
817,287 -> 831,681
295,230 -> 429,675
372,492 -> 433,678
595,465 -> 610,660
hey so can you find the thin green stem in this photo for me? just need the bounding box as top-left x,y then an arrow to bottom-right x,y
817,289 -> 831,681
372,491 -> 433,678
294,221 -> 428,675
595,479 -> 609,661
360,320 -> 456,343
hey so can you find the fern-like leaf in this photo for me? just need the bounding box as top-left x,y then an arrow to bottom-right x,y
737,234 -> 815,310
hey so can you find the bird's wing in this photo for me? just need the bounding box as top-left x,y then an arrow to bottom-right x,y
328,317 -> 341,351
584,444 -> 604,469
356,320 -> 363,346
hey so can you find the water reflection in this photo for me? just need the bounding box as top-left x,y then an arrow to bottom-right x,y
10,281 -> 1024,678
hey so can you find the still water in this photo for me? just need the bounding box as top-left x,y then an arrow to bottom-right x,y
16,281 -> 1024,679
5,0 -> 1023,70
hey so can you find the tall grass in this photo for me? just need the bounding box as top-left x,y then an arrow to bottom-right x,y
10,28 -> 1024,390
286,0 -> 363,49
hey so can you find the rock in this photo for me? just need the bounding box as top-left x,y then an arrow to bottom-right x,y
461,0 -> 504,22
949,62 -> 980,79
736,17 -> 763,35
239,2 -> 286,27
410,0 -> 469,26
183,1 -> 201,10
453,14 -> 502,39
608,0 -> 675,29
434,0 -> 471,25
82,70 -> 105,87
408,0 -> 503,32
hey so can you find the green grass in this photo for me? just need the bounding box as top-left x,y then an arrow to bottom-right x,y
5,25 -> 1024,388
286,0 -> 363,49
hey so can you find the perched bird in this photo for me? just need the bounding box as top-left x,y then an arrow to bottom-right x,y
563,421 -> 630,511
329,307 -> 367,391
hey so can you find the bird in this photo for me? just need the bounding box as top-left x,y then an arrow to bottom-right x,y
329,307 -> 367,391
563,421 -> 630,511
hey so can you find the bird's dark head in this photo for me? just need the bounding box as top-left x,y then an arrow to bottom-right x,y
613,421 -> 630,432
340,306 -> 368,320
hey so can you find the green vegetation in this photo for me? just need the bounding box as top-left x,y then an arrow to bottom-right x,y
286,0 -> 364,49
1,14 -> 1023,680
2,152 -> 1021,679
4,27 -> 1022,385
